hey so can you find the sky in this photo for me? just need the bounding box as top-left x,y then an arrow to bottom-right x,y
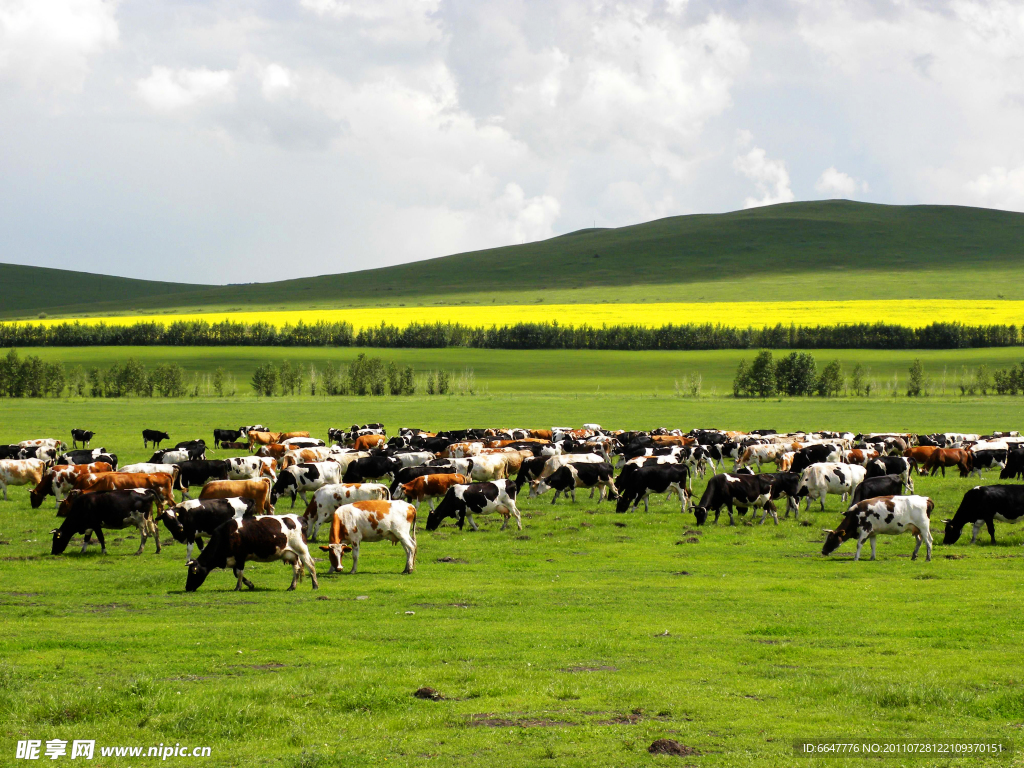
1,0 -> 1023,284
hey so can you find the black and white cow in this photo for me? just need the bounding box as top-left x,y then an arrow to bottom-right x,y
55,449 -> 117,469
797,463 -> 866,511
789,443 -> 842,474
528,462 -> 617,504
239,425 -> 268,438
174,459 -> 231,499
149,445 -> 205,465
342,455 -> 403,484
50,489 -> 161,556
823,495 -> 934,561
159,497 -> 256,560
70,429 -> 95,448
758,472 -> 802,518
968,448 -> 1007,477
614,464 -> 691,514
143,429 -> 170,448
425,480 -> 522,532
850,474 -> 905,505
271,461 -> 345,507
943,485 -> 1024,545
213,429 -> 243,448
865,456 -> 915,492
185,514 -> 318,592
691,474 -> 777,526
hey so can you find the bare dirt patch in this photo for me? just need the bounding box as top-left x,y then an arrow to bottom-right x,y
561,664 -> 617,673
648,739 -> 701,757
467,713 -> 575,728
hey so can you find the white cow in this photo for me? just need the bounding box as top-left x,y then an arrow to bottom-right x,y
798,463 -> 866,511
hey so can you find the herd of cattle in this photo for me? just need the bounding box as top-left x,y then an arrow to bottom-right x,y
3,424 -> 1024,591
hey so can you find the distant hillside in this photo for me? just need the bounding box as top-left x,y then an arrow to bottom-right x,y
4,200 -> 1024,318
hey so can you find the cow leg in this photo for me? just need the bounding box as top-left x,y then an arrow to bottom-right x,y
94,527 -> 107,555
288,559 -> 302,590
985,518 -> 997,544
134,524 -> 147,555
235,568 -> 245,591
642,493 -> 650,513
299,490 -> 308,505
911,533 -> 923,560
819,492 -> 826,512
589,487 -> 595,499
970,520 -> 984,544
570,488 -> 576,503
81,530 -> 93,553
427,498 -> 435,512
551,489 -> 560,505
399,534 -> 416,574
466,513 -> 479,531
349,543 -> 360,573
0,481 -> 6,501
923,529 -> 933,561
854,536 -> 865,561
727,501 -> 735,526
509,502 -> 523,531
180,487 -> 191,500
869,536 -> 878,561
499,511 -> 511,531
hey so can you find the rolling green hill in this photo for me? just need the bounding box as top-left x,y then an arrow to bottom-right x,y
4,200 -> 1024,318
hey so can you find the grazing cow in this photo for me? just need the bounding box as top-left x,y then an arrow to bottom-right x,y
247,431 -> 278,451
691,474 -> 777,526
318,500 -> 417,574
225,456 -> 277,482
922,448 -> 972,478
213,429 -> 243,448
302,483 -> 391,540
968,448 -> 1007,477
342,455 -> 403,484
390,465 -> 462,496
822,495 -> 935,561
353,433 -> 387,452
865,457 -> 916,493
529,463 -> 617,504
789,444 -> 842,474
56,449 -> 117,469
199,478 -> 274,514
70,429 -> 95,449
1001,448 -> 1024,480
736,443 -> 784,472
426,480 -> 523,532
943,485 -> 1024,545
903,446 -> 938,472
0,459 -> 46,500
271,461 -> 345,507
396,473 -> 469,511
256,444 -> 290,460
29,462 -> 113,508
143,429 -> 170,448
797,463 -> 866,511
185,514 -> 318,592
51,489 -> 162,555
613,464 -> 691,514
758,472 -> 802,518
514,456 -> 548,492
174,460 -> 232,499
158,497 -> 256,560
851,474 -> 905,505
70,471 -> 175,510
279,447 -> 331,470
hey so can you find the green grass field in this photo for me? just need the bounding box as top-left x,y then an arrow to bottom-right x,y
15,345 -> 1024,400
3,395 -> 1024,767
5,200 -> 1024,317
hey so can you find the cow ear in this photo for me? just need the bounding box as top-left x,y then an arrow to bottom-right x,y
941,519 -> 952,524
342,544 -> 353,553
821,528 -> 835,534
49,528 -> 59,534
319,545 -> 330,552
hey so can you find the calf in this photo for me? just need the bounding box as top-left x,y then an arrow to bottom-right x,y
30,462 -> 113,509
302,483 -> 391,540
143,429 -> 170,448
70,429 -> 95,448
797,463 -> 866,511
614,464 -> 690,514
0,458 -> 46,500
185,514 -> 318,592
850,474 -> 905,505
396,473 -> 469,511
199,478 -> 273,514
823,495 -> 935,561
271,461 -> 345,507
529,463 -> 617,504
159,497 -> 256,560
692,474 -> 777,526
426,480 -> 522,532
943,485 -> 1024,545
319,500 -> 417,574
51,489 -> 161,555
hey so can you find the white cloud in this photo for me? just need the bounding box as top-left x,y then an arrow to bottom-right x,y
0,0 -> 118,91
733,137 -> 794,208
966,166 -> 1024,210
137,66 -> 234,111
815,167 -> 867,197
299,0 -> 442,45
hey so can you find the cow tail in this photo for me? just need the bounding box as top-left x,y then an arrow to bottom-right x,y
411,509 -> 417,544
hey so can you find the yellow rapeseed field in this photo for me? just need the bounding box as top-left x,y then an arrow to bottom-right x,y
18,300 -> 1024,330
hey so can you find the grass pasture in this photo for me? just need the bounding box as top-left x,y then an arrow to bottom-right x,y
2,396 -> 1024,767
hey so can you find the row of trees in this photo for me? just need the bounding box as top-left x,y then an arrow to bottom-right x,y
3,319 -> 1024,350
250,355 -> 422,397
734,351 -> 847,398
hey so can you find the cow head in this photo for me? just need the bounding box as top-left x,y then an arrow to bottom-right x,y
185,560 -> 210,592
29,473 -> 52,509
50,524 -> 72,555
158,507 -> 187,543
318,543 -> 353,572
56,490 -> 80,518
426,490 -> 461,531
821,514 -> 858,556
941,518 -> 963,545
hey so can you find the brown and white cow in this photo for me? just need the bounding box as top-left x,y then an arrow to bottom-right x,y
30,462 -> 114,508
70,471 -> 175,510
301,482 -> 391,540
199,478 -> 274,514
352,433 -> 386,452
0,459 -> 47,501
279,447 -> 331,470
319,500 -> 417,574
396,473 -> 469,511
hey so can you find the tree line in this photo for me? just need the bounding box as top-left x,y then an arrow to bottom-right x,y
1,319 -> 1023,350
0,349 -> 469,399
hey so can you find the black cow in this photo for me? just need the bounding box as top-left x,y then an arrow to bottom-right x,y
50,489 -> 161,555
342,455 -> 403,483
865,456 -> 915,492
143,429 -> 170,448
174,460 -> 231,498
213,429 -> 243,448
185,514 -> 318,592
1000,448 -> 1024,480
71,429 -> 95,448
759,472 -> 802,517
529,462 -> 617,504
850,474 -> 905,505
692,474 -> 776,526
55,449 -> 117,468
0,445 -> 22,460
158,497 -> 256,561
614,464 -> 691,515
943,485 -> 1024,545
789,444 -> 840,474
175,439 -> 207,450
969,449 -> 1007,477
425,480 -> 522,531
